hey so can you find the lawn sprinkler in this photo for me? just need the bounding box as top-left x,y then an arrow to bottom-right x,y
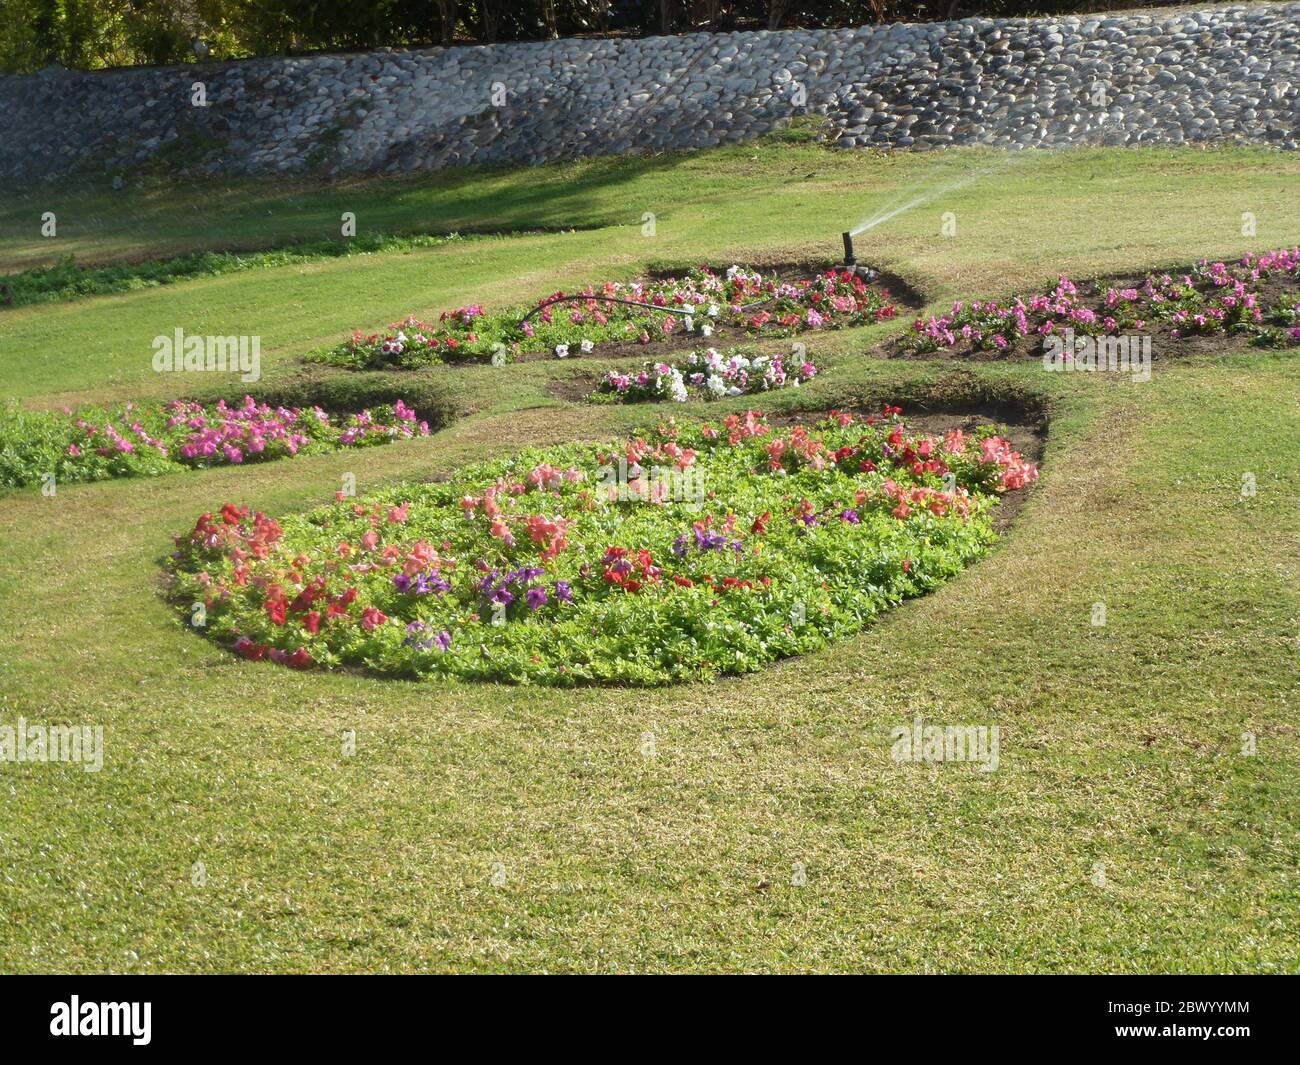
840,231 -> 877,281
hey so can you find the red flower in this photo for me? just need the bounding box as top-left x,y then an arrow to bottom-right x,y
234,637 -> 267,661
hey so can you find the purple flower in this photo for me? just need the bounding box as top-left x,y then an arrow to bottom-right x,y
393,574 -> 412,593
695,527 -> 728,551
555,580 -> 573,604
840,509 -> 860,524
403,620 -> 435,650
526,585 -> 548,610
434,630 -> 451,651
414,573 -> 450,596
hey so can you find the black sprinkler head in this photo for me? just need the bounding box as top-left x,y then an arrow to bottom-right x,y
842,231 -> 856,268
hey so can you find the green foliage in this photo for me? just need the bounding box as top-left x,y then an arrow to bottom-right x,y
306,265 -> 896,369
0,395 -> 429,489
166,409 -> 1027,684
0,1 -> 1224,73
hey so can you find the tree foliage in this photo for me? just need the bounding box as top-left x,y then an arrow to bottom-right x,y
0,0 -> 1211,73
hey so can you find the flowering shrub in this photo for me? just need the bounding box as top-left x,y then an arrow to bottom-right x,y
904,248 -> 1300,355
167,407 -> 1038,685
595,347 -> 818,403
0,396 -> 429,489
310,266 -> 897,369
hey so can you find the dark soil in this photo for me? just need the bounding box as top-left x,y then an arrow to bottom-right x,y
546,371 -> 603,403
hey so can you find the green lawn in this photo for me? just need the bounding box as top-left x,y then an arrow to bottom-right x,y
0,138 -> 1296,973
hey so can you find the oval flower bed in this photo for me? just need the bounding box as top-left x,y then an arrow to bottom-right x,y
167,407 -> 1038,686
903,247 -> 1300,356
308,266 -> 897,370
594,347 -> 819,403
0,396 -> 429,489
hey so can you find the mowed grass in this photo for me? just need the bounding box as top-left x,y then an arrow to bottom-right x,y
0,139 -> 1297,973
2,139 -> 1298,406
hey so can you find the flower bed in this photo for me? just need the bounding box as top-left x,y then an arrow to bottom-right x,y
167,407 -> 1038,685
902,248 -> 1300,356
593,347 -> 819,402
308,266 -> 897,369
0,396 -> 429,489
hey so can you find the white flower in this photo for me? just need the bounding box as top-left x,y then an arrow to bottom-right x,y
708,303 -> 720,318
706,375 -> 726,396
726,386 -> 742,397
701,324 -> 713,337
555,344 -> 569,358
580,339 -> 594,353
684,316 -> 694,332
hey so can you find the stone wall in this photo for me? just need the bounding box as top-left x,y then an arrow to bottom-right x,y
1,3 -> 1295,184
